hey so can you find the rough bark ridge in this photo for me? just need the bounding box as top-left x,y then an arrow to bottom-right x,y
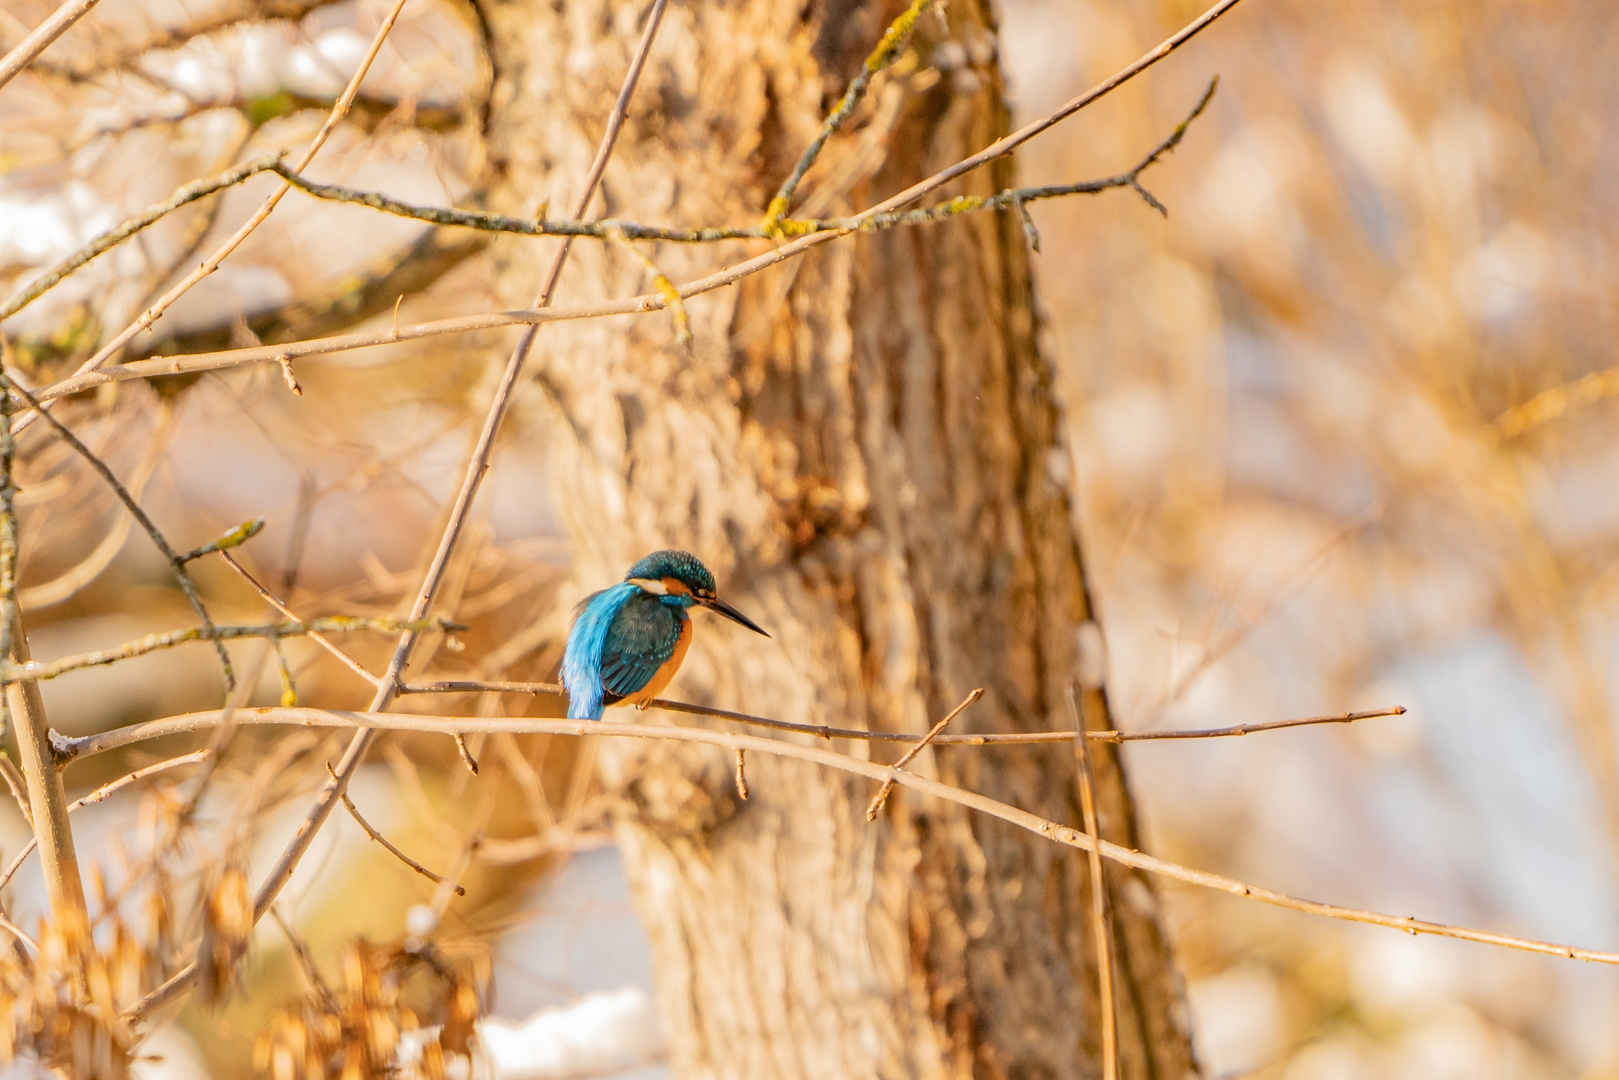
475,0 -> 1199,1076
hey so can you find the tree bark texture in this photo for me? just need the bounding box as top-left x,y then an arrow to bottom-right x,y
474,0 -> 1200,1076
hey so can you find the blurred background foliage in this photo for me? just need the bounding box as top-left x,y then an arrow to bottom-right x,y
1,0 -> 1617,1076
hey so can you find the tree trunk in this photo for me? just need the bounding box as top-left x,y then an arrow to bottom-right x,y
475,0 -> 1199,1076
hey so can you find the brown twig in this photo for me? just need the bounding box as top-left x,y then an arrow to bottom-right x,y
0,750 -> 211,893
853,0 -> 1244,221
1068,686 -> 1117,1080
325,762 -> 465,896
733,748 -> 749,801
0,0 -> 103,91
218,550 -> 381,688
94,705 -> 1619,985
17,405 -> 172,611
395,681 -> 1406,746
0,752 -> 30,827
866,689 -> 984,819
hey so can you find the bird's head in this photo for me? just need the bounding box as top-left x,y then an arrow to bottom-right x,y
624,549 -> 770,637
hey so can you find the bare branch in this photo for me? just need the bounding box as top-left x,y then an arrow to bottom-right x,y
218,551 -> 381,688
89,705 -> 1619,988
866,688 -> 983,819
6,616 -> 455,685
135,226 -> 488,362
763,0 -> 934,234
0,0 -> 103,92
854,0 -> 1244,220
9,380 -> 236,689
0,750 -> 210,893
0,152 -> 287,325
24,78 -> 1218,406
1068,686 -> 1117,1080
398,681 -> 1408,746
326,762 -> 465,895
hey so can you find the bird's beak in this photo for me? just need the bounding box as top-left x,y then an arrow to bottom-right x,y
699,595 -> 771,637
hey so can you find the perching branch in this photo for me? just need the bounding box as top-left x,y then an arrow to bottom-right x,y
81,704 -> 1619,1006
397,680 -> 1407,746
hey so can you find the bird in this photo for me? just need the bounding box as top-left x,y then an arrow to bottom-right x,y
561,549 -> 770,720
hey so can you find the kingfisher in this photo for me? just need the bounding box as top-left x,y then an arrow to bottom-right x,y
561,549 -> 770,720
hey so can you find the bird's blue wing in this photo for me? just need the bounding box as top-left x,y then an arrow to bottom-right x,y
599,592 -> 683,701
562,583 -> 638,720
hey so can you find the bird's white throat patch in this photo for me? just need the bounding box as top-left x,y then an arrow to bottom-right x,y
628,577 -> 668,595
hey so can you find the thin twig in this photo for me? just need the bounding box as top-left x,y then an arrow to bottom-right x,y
177,518 -> 265,564
0,750 -> 210,893
0,752 -> 30,827
18,406 -> 172,611
0,153 -> 288,323
0,0 -> 103,91
866,688 -> 984,819
219,550 -> 381,687
851,0 -> 1243,220
763,0 -> 933,233
6,379 -> 235,689
268,906 -> 339,1014
95,706 -> 1619,990
29,0 -> 346,83
32,0 -> 413,415
3,616 -> 454,685
733,748 -> 749,801
326,762 -> 465,895
604,226 -> 689,346
1068,686 -> 1117,1080
0,910 -> 39,956
396,681 -> 1406,746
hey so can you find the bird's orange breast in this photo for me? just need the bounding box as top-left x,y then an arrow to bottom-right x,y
621,615 -> 693,709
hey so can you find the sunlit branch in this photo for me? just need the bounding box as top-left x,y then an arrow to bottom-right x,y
394,679 -> 1407,746
88,705 -> 1619,986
